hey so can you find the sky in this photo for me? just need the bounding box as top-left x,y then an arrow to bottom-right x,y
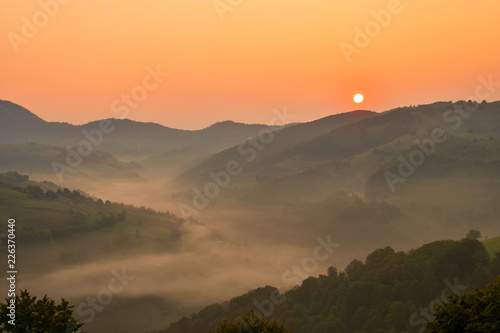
1,0 -> 500,130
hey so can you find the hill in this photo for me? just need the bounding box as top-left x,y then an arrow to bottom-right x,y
0,100 -> 275,175
175,101 -> 500,196
159,238 -> 500,333
0,172 -> 183,264
176,110 -> 378,182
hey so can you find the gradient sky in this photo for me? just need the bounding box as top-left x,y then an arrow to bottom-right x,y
1,0 -> 499,129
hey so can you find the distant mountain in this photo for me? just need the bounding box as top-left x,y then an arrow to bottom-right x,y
174,101 -> 500,202
181,102 -> 500,179
177,110 -> 378,181
0,100 -> 274,171
141,121 -> 275,175
4,100 -> 500,195
0,101 -> 76,143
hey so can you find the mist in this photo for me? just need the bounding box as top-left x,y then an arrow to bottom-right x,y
2,100 -> 500,332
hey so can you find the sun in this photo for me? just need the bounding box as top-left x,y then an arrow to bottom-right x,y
354,93 -> 364,103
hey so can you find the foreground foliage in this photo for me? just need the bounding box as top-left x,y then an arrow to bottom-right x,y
0,290 -> 85,333
426,276 -> 500,332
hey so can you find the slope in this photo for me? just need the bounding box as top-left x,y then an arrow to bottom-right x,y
159,238 -> 500,333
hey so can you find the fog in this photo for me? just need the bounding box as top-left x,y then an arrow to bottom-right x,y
15,169 -> 452,332
18,211 -> 350,332
8,105 -> 500,332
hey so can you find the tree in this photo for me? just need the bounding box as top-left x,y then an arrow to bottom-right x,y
163,239 -> 497,333
27,185 -> 43,199
120,208 -> 127,221
209,311 -> 291,333
466,229 -> 482,240
0,290 -> 85,332
45,189 -> 58,199
426,277 -> 500,332
385,301 -> 408,331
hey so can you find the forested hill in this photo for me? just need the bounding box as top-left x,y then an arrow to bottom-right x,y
160,238 -> 500,333
0,172 -> 183,248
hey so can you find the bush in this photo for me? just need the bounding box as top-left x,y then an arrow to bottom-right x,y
209,311 -> 291,333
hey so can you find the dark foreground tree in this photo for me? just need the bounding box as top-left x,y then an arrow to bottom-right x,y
209,311 -> 291,333
426,276 -> 500,332
0,290 -> 85,333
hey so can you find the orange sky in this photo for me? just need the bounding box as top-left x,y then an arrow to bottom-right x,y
1,0 -> 499,129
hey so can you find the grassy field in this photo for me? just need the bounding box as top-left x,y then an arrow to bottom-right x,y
483,236 -> 500,256
0,185 -> 183,276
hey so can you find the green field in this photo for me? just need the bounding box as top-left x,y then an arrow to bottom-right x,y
483,236 -> 500,256
0,182 -> 183,276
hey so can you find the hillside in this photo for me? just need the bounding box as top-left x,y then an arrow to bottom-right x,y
0,143 -> 143,182
484,236 -> 500,256
366,134 -> 500,198
159,238 -> 500,333
0,172 -> 183,267
170,101 -> 500,204
176,110 -> 378,182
